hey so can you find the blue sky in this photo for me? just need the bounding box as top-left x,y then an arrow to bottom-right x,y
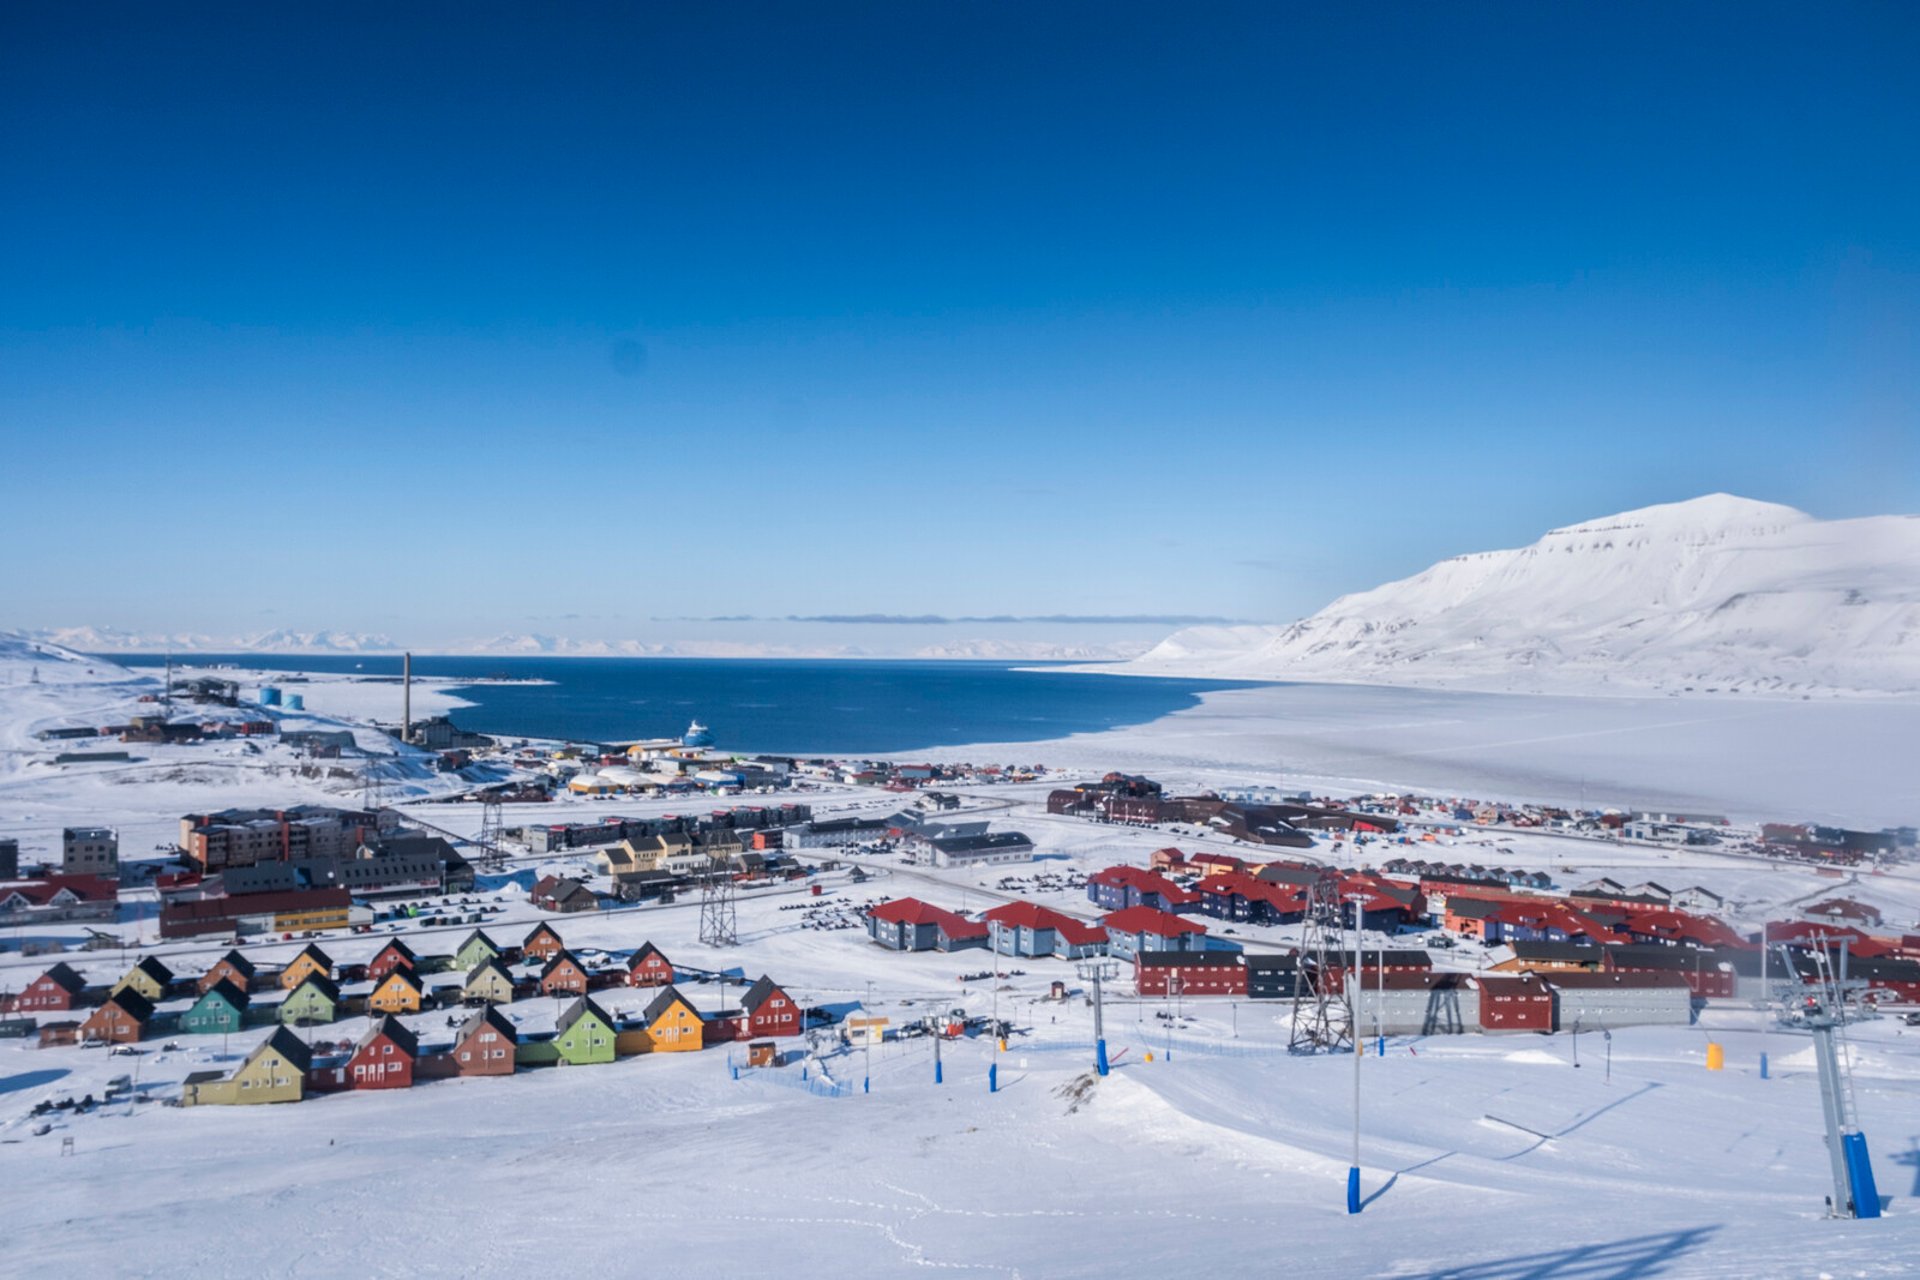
2,3 -> 1915,649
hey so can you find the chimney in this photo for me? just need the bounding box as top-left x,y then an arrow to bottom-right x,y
403,651 -> 412,744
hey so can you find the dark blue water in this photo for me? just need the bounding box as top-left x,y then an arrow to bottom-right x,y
112,655 -> 1256,756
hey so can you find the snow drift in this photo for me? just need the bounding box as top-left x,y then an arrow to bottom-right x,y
1128,494 -> 1920,697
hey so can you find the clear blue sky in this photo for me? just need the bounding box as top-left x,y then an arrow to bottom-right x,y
2,2 -> 1915,647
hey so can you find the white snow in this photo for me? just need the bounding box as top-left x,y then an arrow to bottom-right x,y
1123,494 -> 1920,698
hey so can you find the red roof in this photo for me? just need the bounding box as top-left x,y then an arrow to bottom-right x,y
0,875 -> 120,906
1101,906 -> 1207,937
985,900 -> 1105,944
869,897 -> 988,940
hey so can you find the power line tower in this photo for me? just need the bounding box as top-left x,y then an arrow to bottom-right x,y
1289,869 -> 1354,1054
478,798 -> 505,868
360,757 -> 387,813
698,866 -> 738,948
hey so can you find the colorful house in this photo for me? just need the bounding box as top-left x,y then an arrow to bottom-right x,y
279,943 -> 334,990
114,956 -> 175,1002
368,967 -> 425,1015
17,962 -> 87,1012
626,941 -> 675,987
367,940 -> 418,983
182,1027 -> 312,1105
181,979 -> 250,1035
454,929 -> 504,971
199,949 -> 258,994
349,1015 -> 419,1090
739,975 -> 801,1039
452,1005 -> 517,1076
280,973 -> 342,1026
522,923 -> 566,964
643,985 -> 703,1053
464,958 -> 517,1005
538,950 -> 591,997
554,996 -> 616,1065
80,989 -> 152,1044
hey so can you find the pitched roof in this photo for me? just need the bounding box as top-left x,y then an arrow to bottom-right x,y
523,921 -> 565,946
358,1014 -> 419,1058
627,941 -> 670,969
373,939 -> 419,963
540,950 -> 585,979
291,943 -> 333,969
459,1004 -> 518,1043
99,987 -> 155,1021
196,978 -> 251,1010
458,928 -> 501,955
376,966 -> 424,993
1101,906 -> 1207,937
467,958 -> 514,985
740,974 -> 783,1013
255,1026 -> 314,1073
213,949 -> 257,978
129,956 -> 175,985
557,994 -> 613,1035
37,962 -> 87,993
643,984 -> 695,1024
287,972 -> 341,1002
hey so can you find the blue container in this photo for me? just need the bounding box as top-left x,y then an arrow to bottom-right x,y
260,686 -> 282,706
286,693 -> 305,711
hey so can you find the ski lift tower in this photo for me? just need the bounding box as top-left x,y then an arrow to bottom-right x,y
1776,941 -> 1881,1219
1289,869 -> 1354,1054
1075,957 -> 1119,1076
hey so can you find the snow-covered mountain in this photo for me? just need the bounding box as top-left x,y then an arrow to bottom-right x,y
1127,494 -> 1920,697
30,626 -> 399,654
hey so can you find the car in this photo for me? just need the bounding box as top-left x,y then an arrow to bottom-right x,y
1905,1011 -> 1920,1027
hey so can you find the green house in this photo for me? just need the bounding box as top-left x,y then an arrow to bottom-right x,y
181,979 -> 250,1035
454,929 -> 504,972
279,973 -> 342,1026
554,996 -> 616,1066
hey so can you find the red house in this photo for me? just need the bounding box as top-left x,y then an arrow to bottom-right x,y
367,940 -> 419,983
539,950 -> 591,997
1134,951 -> 1247,997
16,962 -> 88,1012
739,975 -> 801,1038
522,922 -> 566,963
349,1015 -> 419,1089
1474,975 -> 1553,1032
627,942 -> 675,988
452,1005 -> 517,1076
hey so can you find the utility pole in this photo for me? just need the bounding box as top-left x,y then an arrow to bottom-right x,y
1076,958 -> 1118,1076
1788,942 -> 1881,1219
1348,893 -> 1363,1215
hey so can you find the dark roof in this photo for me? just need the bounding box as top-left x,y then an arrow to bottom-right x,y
1446,898 -> 1502,919
467,958 -> 514,984
643,984 -> 694,1023
359,1014 -> 419,1058
197,978 -> 251,1010
293,942 -> 334,969
523,922 -> 565,945
459,1004 -> 518,1043
1243,952 -> 1301,973
740,974 -> 783,1012
1135,950 -> 1244,968
1605,944 -> 1725,972
459,928 -> 501,955
540,950 -> 585,978
214,949 -> 257,977
288,972 -> 342,1002
1509,941 -> 1604,963
256,1026 -> 314,1072
130,956 -> 175,984
375,939 -> 419,962
100,988 -> 155,1021
38,962 -> 86,993
557,995 -> 612,1035
627,941 -> 669,969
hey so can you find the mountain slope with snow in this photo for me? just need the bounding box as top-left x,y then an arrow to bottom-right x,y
1129,494 -> 1920,696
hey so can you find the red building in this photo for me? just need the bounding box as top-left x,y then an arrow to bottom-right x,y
627,942 -> 675,987
15,962 -> 87,1011
739,975 -> 801,1038
367,940 -> 418,983
539,950 -> 592,997
349,1015 -> 419,1089
80,989 -> 153,1044
522,922 -> 567,963
452,1006 -> 517,1076
1134,950 -> 1247,997
1473,975 -> 1554,1032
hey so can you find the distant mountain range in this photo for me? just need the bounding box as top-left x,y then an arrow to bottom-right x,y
1123,494 -> 1920,697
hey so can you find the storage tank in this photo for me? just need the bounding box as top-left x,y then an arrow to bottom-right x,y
286,693 -> 305,711
260,686 -> 282,706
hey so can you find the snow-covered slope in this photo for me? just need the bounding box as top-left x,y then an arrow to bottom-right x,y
1130,494 -> 1920,696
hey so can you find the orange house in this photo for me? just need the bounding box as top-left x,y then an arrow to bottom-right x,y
643,985 -> 703,1053
279,944 -> 334,991
368,967 -> 425,1015
522,923 -> 566,964
538,951 -> 591,997
81,990 -> 153,1044
200,949 -> 258,995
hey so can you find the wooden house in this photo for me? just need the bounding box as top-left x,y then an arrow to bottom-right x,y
739,975 -> 801,1039
349,1015 -> 419,1090
80,989 -> 152,1044
17,962 -> 87,1012
554,996 -> 616,1065
280,973 -> 342,1026
463,958 -> 517,1005
182,1027 -> 312,1105
454,929 -> 504,971
643,985 -> 703,1053
368,966 -> 425,1015
521,922 -> 566,964
199,949 -> 258,994
279,943 -> 334,990
531,875 -> 597,914
367,940 -> 418,983
114,956 -> 175,1003
38,1021 -> 81,1048
626,942 -> 675,987
538,950 -> 591,998
452,1005 -> 517,1076
181,979 -> 250,1035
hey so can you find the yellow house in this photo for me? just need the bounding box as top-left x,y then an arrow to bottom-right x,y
279,944 -> 334,991
643,984 -> 704,1053
182,1028 -> 311,1106
369,968 -> 425,1015
463,959 -> 516,1005
113,956 -> 174,1003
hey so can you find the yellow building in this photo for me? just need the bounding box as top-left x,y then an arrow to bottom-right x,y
643,985 -> 704,1053
369,968 -> 425,1015
182,1028 -> 311,1106
275,900 -> 350,933
463,959 -> 516,1005
113,956 -> 174,1003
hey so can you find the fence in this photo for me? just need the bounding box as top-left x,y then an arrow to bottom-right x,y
725,1050 -> 853,1099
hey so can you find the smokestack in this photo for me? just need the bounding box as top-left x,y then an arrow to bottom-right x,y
403,652 -> 412,744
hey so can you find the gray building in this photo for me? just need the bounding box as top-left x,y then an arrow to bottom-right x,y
0,837 -> 17,880
1544,971 -> 1694,1028
62,826 -> 119,876
1346,971 -> 1478,1035
927,831 -> 1034,869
